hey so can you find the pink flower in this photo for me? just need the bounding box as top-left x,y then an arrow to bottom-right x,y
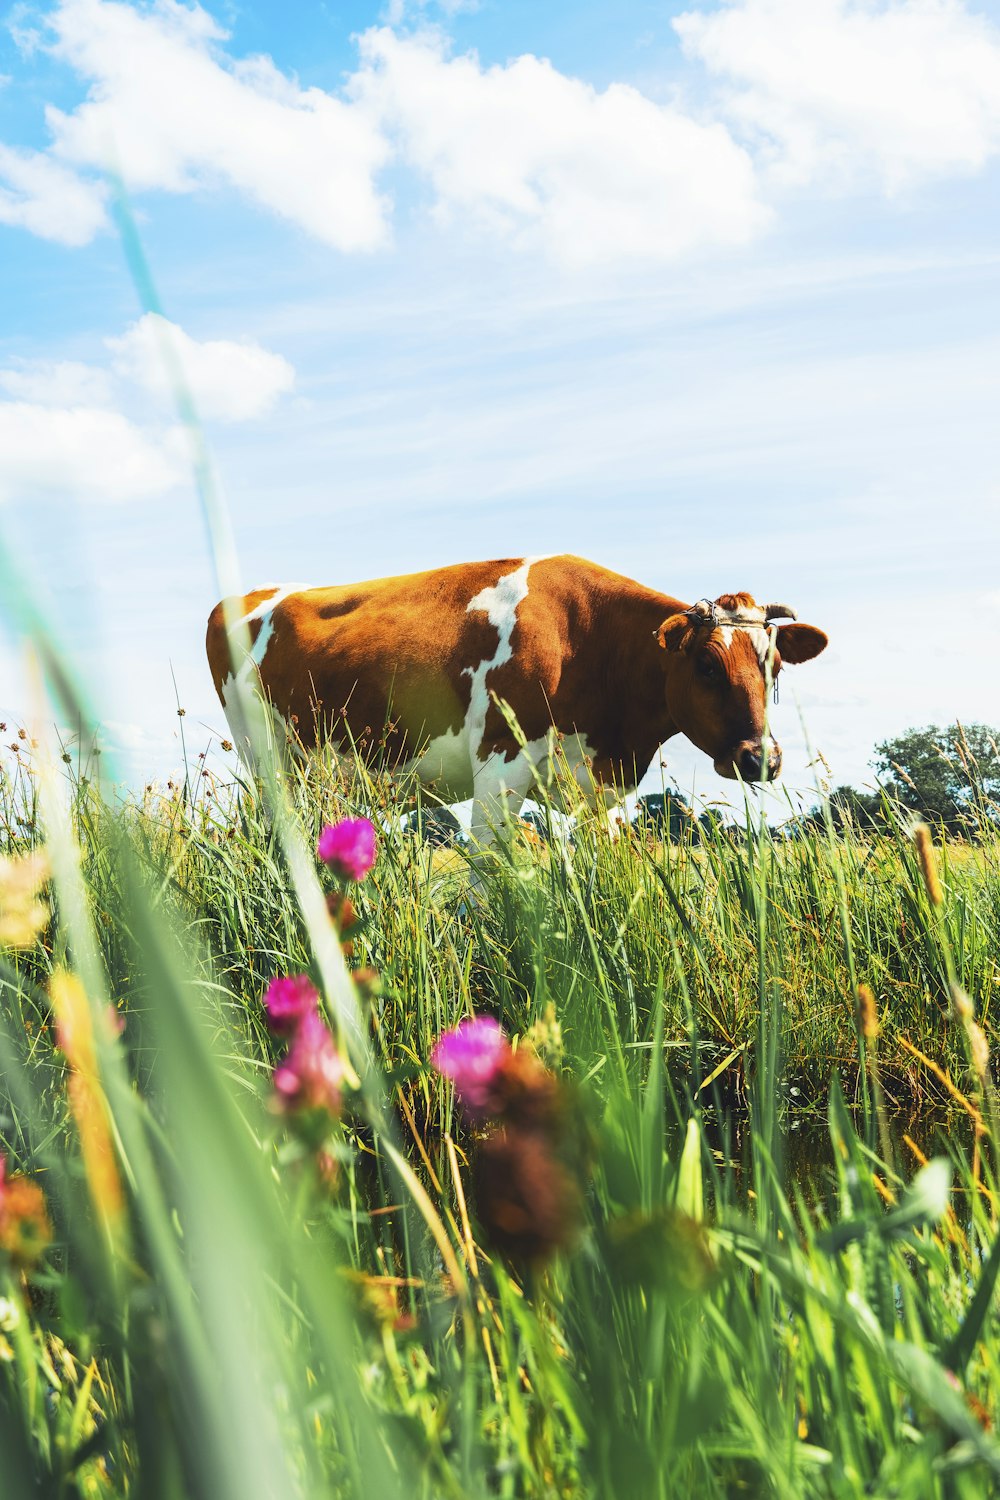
264,974 -> 319,1035
273,1010 -> 345,1114
317,818 -> 377,881
431,1017 -> 509,1118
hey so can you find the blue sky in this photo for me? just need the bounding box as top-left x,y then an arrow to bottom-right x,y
1,0 -> 999,811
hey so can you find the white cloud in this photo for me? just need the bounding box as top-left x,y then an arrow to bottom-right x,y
6,0 -> 997,265
0,356 -> 113,405
386,0 -> 480,20
0,311 -> 295,503
674,0 -> 1000,192
43,0 -> 390,250
7,2 -> 45,56
107,313 -> 296,422
353,27 -> 766,266
28,2 -> 765,266
0,400 -> 181,503
0,141 -> 107,243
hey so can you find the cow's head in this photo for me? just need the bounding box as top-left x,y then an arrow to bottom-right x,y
656,592 -> 827,782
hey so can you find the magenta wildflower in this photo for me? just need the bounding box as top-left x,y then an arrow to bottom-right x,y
431,1016 -> 509,1118
273,1010 -> 345,1114
264,974 -> 319,1036
317,817 -> 377,882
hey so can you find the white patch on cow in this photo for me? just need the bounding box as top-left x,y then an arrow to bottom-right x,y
397,557 -> 555,824
231,582 -> 310,672
463,556 -> 549,765
443,556 -> 618,858
219,583 -> 310,765
711,608 -> 773,665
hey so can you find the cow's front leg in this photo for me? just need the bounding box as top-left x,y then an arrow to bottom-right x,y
467,748 -> 538,885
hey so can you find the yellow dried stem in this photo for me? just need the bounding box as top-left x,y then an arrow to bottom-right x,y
898,1036 -> 984,1131
49,971 -> 126,1236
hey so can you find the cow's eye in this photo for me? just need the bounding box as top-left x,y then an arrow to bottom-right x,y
696,656 -> 720,682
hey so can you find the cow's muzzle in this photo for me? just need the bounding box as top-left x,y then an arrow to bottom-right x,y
715,740 -> 782,783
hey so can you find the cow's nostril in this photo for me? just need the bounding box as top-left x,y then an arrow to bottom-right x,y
739,748 -> 763,780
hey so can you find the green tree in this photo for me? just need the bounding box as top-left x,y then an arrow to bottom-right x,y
633,791 -> 697,843
820,784 -> 883,834
872,722 -> 1000,835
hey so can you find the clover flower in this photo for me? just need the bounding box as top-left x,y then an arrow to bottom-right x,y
317,818 -> 377,882
430,1018 -> 579,1266
431,1016 -> 509,1118
263,974 -> 319,1036
273,1009 -> 345,1115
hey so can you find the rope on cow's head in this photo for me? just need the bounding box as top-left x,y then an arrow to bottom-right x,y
683,599 -> 798,629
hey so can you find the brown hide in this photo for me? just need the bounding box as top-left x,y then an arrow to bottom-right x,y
206,556 -> 827,786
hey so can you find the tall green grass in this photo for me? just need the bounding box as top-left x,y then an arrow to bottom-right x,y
2,725 -> 1000,1497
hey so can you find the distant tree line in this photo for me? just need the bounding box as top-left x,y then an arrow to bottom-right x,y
800,722 -> 1000,839
633,724 -> 1000,844
401,723 -> 1000,849
631,792 -> 734,845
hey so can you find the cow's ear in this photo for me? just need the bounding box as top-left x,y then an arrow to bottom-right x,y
776,623 -> 827,663
656,614 -> 694,653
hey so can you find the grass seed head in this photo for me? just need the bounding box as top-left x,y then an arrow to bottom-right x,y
913,823 -> 943,906
856,984 -> 880,1040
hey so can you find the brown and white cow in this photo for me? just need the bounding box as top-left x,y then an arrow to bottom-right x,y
206,555 -> 827,847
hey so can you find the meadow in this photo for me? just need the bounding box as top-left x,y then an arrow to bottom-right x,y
2,717 -> 1000,1499
1,213 -> 998,1496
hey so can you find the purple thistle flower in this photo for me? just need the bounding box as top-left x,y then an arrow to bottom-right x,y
431,1016 -> 509,1118
264,974 -> 319,1036
273,1010 -> 345,1114
317,817 -> 378,882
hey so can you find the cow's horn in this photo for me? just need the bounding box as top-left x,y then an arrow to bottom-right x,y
764,603 -> 798,622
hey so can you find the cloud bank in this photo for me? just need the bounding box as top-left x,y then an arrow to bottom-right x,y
674,0 -> 1000,192
352,27 -> 765,265
0,314 -> 296,504
4,0 -> 1000,260
44,0 -> 391,250
0,401 -> 180,505
108,314 -> 296,423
